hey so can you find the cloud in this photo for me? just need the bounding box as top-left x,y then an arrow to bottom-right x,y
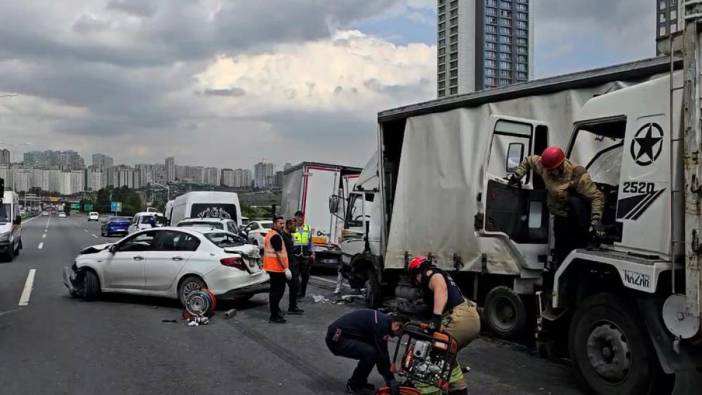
201,87 -> 247,97
106,0 -> 156,18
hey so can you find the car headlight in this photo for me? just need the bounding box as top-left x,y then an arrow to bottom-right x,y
0,232 -> 10,242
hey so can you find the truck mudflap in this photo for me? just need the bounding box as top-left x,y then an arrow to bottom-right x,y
638,297 -> 702,394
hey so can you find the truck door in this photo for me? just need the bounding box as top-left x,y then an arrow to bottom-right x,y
482,116 -> 550,266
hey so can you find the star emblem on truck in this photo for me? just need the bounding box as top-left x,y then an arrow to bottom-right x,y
630,123 -> 663,166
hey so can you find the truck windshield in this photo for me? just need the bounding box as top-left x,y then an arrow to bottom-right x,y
0,204 -> 10,223
570,120 -> 626,186
346,193 -> 372,228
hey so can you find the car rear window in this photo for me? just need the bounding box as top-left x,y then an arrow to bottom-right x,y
205,232 -> 246,248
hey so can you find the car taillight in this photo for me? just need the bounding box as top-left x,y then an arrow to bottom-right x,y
220,256 -> 247,271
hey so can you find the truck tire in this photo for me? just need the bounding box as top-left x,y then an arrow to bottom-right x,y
484,286 -> 528,339
364,271 -> 382,308
83,270 -> 100,301
569,293 -> 664,395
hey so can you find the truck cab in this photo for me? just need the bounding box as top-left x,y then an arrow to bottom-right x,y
0,191 -> 23,261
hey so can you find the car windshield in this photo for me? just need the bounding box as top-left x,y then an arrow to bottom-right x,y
205,232 -> 246,248
0,204 -> 11,223
178,221 -> 224,230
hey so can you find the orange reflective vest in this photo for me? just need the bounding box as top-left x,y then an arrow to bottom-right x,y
263,229 -> 288,272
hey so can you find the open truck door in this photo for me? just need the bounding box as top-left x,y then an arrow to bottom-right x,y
481,116 -> 550,269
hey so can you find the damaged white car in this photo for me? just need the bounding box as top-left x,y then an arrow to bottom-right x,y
63,227 -> 269,304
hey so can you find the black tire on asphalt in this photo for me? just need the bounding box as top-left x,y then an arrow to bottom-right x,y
178,276 -> 207,307
83,270 -> 100,301
364,270 -> 382,308
483,285 -> 528,339
569,293 -> 664,395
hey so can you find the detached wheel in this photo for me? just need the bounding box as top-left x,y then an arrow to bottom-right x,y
364,270 -> 382,308
82,271 -> 100,301
178,276 -> 206,306
483,286 -> 528,339
569,293 -> 664,395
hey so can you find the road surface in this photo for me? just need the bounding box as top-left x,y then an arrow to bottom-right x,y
0,214 -> 584,394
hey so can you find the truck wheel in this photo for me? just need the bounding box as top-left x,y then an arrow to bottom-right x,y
569,293 -> 663,395
483,286 -> 527,339
364,271 -> 382,308
82,271 -> 100,301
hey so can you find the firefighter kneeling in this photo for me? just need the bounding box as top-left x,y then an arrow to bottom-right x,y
407,257 -> 480,395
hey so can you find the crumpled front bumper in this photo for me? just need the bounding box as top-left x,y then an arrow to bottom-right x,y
63,265 -> 82,294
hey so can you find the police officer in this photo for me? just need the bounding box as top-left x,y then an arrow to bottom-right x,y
282,219 -> 304,315
326,309 -> 405,395
509,146 -> 605,263
263,216 -> 292,324
293,210 -> 314,298
407,256 -> 480,395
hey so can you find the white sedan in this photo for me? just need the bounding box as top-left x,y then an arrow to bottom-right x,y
63,227 -> 269,304
243,220 -> 273,248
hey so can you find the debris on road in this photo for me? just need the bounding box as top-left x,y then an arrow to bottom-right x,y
223,308 -> 237,319
312,294 -> 329,303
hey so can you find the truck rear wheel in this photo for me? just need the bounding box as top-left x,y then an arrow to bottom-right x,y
484,286 -> 527,339
569,293 -> 663,395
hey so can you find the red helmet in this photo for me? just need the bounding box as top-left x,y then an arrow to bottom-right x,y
408,256 -> 429,272
541,146 -> 566,170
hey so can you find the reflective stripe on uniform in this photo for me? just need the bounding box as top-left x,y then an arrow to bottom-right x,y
292,224 -> 312,246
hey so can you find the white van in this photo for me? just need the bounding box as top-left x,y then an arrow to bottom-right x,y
127,211 -> 166,234
0,191 -> 22,261
168,192 -> 242,228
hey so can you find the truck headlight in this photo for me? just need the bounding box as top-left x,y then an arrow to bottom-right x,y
0,232 -> 9,242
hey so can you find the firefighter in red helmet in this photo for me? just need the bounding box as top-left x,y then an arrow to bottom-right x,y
407,256 -> 480,395
508,146 -> 605,263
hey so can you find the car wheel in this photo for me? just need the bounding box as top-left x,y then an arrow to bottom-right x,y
569,293 -> 665,395
364,270 -> 382,308
178,276 -> 207,306
82,271 -> 100,301
483,286 -> 528,339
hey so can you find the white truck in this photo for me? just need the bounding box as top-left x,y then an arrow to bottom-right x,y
337,4 -> 702,393
0,190 -> 22,261
166,191 -> 242,229
281,162 -> 360,267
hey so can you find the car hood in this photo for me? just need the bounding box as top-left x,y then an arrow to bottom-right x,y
79,243 -> 112,254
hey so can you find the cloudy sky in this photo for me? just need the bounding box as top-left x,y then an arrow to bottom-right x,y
0,0 -> 655,169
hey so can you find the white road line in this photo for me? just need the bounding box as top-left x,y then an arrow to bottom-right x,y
91,234 -> 98,239
18,269 -> 36,306
42,234 -> 46,239
311,276 -> 338,285
83,229 -> 88,232
38,242 -> 44,250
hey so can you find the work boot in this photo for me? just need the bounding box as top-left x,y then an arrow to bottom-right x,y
346,379 -> 374,394
269,316 -> 286,324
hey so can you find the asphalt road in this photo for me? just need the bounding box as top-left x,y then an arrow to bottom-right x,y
0,214 -> 584,394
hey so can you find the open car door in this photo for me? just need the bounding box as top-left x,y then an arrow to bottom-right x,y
481,116 -> 550,270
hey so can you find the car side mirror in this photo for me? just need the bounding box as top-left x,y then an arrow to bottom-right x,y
329,195 -> 340,214
109,244 -> 117,254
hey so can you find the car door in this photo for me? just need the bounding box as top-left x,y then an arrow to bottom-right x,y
103,231 -> 156,290
144,230 -> 199,291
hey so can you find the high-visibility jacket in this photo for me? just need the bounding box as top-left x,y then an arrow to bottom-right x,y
263,229 -> 288,272
293,224 -> 312,247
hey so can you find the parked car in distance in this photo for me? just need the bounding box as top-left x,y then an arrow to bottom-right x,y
63,227 -> 269,303
58,212 -> 67,218
243,220 -> 273,247
41,211 -> 49,216
101,216 -> 132,237
176,217 -> 240,235
88,212 -> 99,221
127,212 -> 166,234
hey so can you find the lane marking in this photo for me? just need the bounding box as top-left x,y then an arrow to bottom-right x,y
0,308 -> 22,317
83,229 -> 88,233
38,242 -> 43,250
91,234 -> 98,239
18,269 -> 37,306
42,234 -> 46,239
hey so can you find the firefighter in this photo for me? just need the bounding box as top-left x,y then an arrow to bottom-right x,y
508,146 -> 605,263
293,210 -> 314,298
407,256 -> 480,395
326,309 -> 405,395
